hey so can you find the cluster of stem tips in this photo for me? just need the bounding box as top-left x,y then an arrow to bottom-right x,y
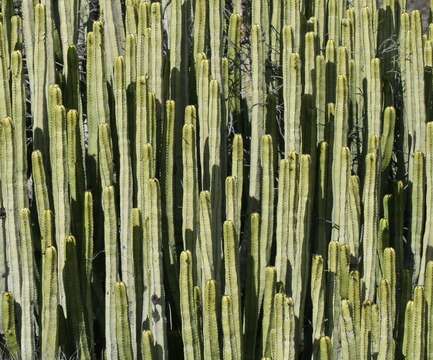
0,0 -> 433,359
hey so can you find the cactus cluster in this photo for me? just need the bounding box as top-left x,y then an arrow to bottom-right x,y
1,0 -> 433,359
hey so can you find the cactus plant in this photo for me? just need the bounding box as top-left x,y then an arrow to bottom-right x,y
2,1 -> 433,359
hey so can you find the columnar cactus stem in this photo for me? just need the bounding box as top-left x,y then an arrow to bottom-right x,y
304,32 -> 316,96
244,213 -> 261,359
276,159 -> 290,283
150,3 -> 163,103
103,186 -> 118,359
21,0 -> 34,105
66,45 -> 81,111
64,235 -> 91,359
125,0 -> 138,35
101,0 -> 124,79
11,51 -> 27,212
222,295 -> 239,360
2,292 -> 20,359
316,56 -> 326,144
180,250 -> 202,360
283,0 -> 301,51
340,300 -> 357,359
293,155 -> 312,323
41,246 -> 58,360
208,79 -> 223,275
114,58 -> 134,310
67,109 -> 86,236
420,123 -> 433,284
262,267 -> 277,357
319,336 -> 332,359
58,0 -> 78,75
115,282 -> 134,360
402,300 -> 414,358
10,15 -> 22,53
368,58 -> 382,138
378,279 -> 395,360
363,150 -> 379,301
274,293 -> 296,360
260,135 -> 274,272
381,107 -> 396,171
98,123 -> 114,188
410,11 -> 426,154
284,152 -> 299,289
193,0 -> 206,59
411,151 -> 426,285
199,192 -> 214,283
197,57 -> 210,186
142,330 -> 155,359
147,179 -> 168,359
182,121 -> 199,253
125,34 -> 137,89
326,241 -> 341,354
331,147 -> 350,244
224,220 -> 242,357
83,192 -> 94,348
228,13 -> 242,115
311,255 -> 325,342
314,142 -> 329,258
411,286 -> 426,359
226,176 -> 240,238
41,210 -> 54,251
425,261 -> 433,359
209,0 -> 222,85
250,25 -> 266,205
284,53 -> 302,155
52,105 -> 70,308
33,4 -> 47,155
136,1 -> 150,77
203,280 -> 221,359
1,118 -> 21,302
20,209 -> 35,359
232,134 -> 244,217
161,100 -> 179,311
32,150 -> 50,237
348,271 -> 361,337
